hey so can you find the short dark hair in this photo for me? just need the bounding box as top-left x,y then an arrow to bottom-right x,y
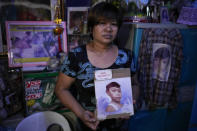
106,82 -> 120,91
87,2 -> 123,33
154,47 -> 170,59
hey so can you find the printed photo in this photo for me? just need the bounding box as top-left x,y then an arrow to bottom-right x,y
24,72 -> 62,115
152,43 -> 171,82
6,21 -> 67,68
160,6 -> 169,23
67,7 -> 89,34
95,76 -> 134,120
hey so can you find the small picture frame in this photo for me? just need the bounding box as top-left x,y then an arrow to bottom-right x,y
5,21 -> 67,68
160,6 -> 169,23
67,7 -> 89,34
94,68 -> 134,120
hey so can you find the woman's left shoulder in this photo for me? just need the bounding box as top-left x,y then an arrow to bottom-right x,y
118,47 -> 131,55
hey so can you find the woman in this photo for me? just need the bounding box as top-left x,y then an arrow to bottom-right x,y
55,2 -> 137,130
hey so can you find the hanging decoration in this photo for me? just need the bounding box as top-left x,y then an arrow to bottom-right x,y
47,0 -> 66,71
53,0 -> 64,53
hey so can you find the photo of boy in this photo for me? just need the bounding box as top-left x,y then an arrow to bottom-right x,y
152,43 -> 171,82
105,82 -> 123,112
95,77 -> 134,120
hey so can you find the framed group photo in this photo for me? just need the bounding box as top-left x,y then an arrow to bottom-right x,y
67,7 -> 89,34
5,21 -> 67,68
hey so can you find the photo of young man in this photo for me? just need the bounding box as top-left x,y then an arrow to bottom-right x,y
152,43 -> 171,82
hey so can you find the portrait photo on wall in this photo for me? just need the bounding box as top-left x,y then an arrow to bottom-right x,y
160,6 -> 170,23
152,43 -> 171,82
94,68 -> 134,120
5,21 -> 67,68
67,7 -> 89,34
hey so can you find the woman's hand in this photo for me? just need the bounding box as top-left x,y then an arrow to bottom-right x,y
80,110 -> 99,130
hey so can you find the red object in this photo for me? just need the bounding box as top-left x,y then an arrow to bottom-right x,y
58,35 -> 62,52
53,26 -> 64,52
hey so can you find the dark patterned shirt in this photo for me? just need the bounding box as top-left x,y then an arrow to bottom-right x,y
138,28 -> 183,109
60,45 -> 133,111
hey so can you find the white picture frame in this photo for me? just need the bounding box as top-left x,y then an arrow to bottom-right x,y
67,7 -> 89,34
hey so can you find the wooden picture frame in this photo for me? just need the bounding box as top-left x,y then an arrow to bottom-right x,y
5,21 -> 67,68
67,7 -> 89,34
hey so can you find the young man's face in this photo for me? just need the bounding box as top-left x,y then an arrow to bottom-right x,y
154,57 -> 169,72
107,86 -> 122,102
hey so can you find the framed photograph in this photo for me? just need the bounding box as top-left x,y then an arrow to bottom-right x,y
67,7 -> 89,34
5,21 -> 67,68
160,6 -> 169,23
94,68 -> 134,120
152,43 -> 171,82
177,7 -> 197,25
23,72 -> 64,115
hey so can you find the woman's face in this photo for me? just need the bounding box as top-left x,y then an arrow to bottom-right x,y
107,86 -> 122,102
92,19 -> 118,45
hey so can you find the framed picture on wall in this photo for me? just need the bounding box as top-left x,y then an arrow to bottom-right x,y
160,6 -> 169,23
67,7 -> 89,34
5,21 -> 67,68
177,7 -> 197,25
